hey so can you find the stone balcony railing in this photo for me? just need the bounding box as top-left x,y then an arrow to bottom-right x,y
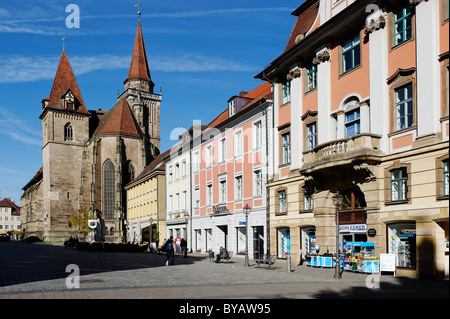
302,133 -> 383,173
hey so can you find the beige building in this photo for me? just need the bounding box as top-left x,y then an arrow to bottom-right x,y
125,150 -> 169,245
0,198 -> 21,238
256,0 -> 449,278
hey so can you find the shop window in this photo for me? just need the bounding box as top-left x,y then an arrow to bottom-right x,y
394,5 -> 412,46
301,227 -> 316,254
388,223 -> 416,269
277,228 -> 290,259
391,168 -> 408,201
237,227 -> 246,254
341,34 -> 361,74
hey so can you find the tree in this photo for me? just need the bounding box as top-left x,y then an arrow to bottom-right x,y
69,206 -> 90,233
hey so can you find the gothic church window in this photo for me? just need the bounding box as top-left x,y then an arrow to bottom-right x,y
64,123 -> 73,141
103,160 -> 116,220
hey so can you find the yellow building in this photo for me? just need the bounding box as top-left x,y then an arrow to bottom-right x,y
125,150 -> 170,246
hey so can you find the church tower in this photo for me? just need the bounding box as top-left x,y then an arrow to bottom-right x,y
121,18 -> 161,166
40,49 -> 91,241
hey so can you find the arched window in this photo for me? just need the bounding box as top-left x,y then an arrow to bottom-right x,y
64,123 -> 73,141
103,160 -> 116,220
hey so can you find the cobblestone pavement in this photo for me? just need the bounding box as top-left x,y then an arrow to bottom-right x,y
0,242 -> 448,299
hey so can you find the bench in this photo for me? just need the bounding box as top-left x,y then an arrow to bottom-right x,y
216,251 -> 234,263
254,254 -> 277,268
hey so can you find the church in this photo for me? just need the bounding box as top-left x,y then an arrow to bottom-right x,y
21,18 -> 161,243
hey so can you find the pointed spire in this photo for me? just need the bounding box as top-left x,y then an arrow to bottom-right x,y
125,21 -> 155,92
47,50 -> 90,114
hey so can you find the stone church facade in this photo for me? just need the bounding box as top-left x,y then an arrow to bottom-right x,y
21,21 -> 160,242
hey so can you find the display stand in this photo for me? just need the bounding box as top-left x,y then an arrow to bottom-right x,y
342,242 -> 379,273
306,254 -> 334,268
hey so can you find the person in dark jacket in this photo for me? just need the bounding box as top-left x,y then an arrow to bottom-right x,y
215,246 -> 229,263
180,238 -> 187,258
165,236 -> 175,266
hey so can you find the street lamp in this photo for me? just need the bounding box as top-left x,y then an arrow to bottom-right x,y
184,213 -> 189,257
332,191 -> 344,279
243,204 -> 251,267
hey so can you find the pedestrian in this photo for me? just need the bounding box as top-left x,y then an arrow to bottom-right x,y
180,238 -> 187,258
165,236 -> 175,266
215,246 -> 229,263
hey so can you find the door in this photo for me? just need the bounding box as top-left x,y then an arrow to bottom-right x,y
218,225 -> 228,250
278,228 -> 290,259
253,226 -> 264,259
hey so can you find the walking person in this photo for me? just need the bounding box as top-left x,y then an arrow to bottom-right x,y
165,236 -> 175,266
180,238 -> 187,258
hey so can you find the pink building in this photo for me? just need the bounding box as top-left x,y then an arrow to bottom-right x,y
191,82 -> 273,258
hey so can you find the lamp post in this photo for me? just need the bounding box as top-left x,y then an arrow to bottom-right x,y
243,204 -> 251,267
332,191 -> 344,279
184,213 -> 189,257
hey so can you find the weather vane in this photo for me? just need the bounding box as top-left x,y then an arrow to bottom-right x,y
134,0 -> 143,21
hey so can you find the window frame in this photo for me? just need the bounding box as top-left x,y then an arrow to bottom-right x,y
282,80 -> 291,105
345,107 -> 361,138
341,34 -> 361,74
393,5 -> 413,47
281,132 -> 291,165
395,84 -> 414,131
305,64 -> 317,93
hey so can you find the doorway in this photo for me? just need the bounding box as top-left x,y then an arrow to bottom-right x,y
217,225 -> 228,250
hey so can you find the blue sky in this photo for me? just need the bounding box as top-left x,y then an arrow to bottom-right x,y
0,0 -> 302,204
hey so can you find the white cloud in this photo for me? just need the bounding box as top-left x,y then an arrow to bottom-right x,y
0,53 -> 257,84
0,106 -> 41,147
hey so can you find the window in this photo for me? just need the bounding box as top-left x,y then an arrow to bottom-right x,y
303,185 -> 314,210
235,175 -> 243,200
282,133 -> 291,164
194,152 -> 200,172
206,145 -> 212,168
254,170 -> 263,196
207,184 -> 213,206
395,84 -> 414,130
345,108 -> 361,137
282,80 -> 291,104
168,195 -> 173,212
237,227 -> 246,254
444,160 -> 449,196
168,166 -> 173,183
278,190 -> 287,214
182,160 -> 186,177
64,123 -> 73,141
388,223 -> 416,269
394,5 -> 412,46
103,160 -> 115,220
195,188 -> 200,208
306,64 -> 317,92
391,168 -> 408,201
234,131 -> 242,157
229,99 -> 236,116
220,179 -> 227,203
219,138 -> 226,162
175,163 -> 180,180
175,193 -> 179,211
254,121 -> 262,149
342,34 -> 361,73
306,122 -> 317,150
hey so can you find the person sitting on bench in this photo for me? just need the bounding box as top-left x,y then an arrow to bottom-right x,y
215,246 -> 229,263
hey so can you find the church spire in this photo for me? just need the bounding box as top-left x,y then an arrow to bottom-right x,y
124,19 -> 155,93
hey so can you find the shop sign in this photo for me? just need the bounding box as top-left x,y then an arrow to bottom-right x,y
367,228 -> 377,237
339,224 -> 367,233
239,221 -> 246,226
212,205 -> 228,213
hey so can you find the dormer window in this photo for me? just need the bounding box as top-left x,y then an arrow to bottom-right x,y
229,99 -> 236,116
62,91 -> 76,111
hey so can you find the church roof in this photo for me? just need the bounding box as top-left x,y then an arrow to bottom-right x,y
47,50 -> 90,115
93,98 -> 143,138
125,21 -> 154,86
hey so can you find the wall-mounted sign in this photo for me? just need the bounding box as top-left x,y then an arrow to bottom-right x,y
367,228 -> 377,237
339,224 -> 367,233
212,205 -> 228,213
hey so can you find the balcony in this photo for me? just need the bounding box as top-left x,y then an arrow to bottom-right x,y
301,133 -> 383,174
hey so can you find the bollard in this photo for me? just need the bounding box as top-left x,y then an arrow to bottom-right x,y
287,254 -> 291,272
